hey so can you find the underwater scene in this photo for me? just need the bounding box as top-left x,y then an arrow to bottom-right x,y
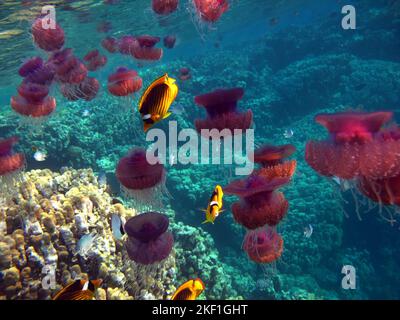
0,0 -> 400,301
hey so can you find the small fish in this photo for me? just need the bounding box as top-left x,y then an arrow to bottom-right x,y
76,231 -> 98,257
138,74 -> 178,132
82,109 -> 90,117
304,224 -> 313,238
33,150 -> 47,162
171,278 -> 205,300
52,279 -> 102,300
111,214 -> 125,240
202,185 -> 224,224
283,129 -> 294,139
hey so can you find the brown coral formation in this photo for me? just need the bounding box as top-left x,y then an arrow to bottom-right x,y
0,168 -> 176,300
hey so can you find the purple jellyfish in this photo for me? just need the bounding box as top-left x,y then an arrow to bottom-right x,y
124,212 -> 173,265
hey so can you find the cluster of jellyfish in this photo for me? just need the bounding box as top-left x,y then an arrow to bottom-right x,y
305,111 -> 400,225
224,144 -> 297,273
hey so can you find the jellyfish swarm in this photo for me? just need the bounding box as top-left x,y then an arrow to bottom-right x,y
152,0 -> 179,15
115,148 -> 168,210
225,175 -> 290,229
242,227 -> 283,264
19,57 -> 54,86
31,18 -> 65,52
130,35 -> 163,61
83,49 -> 107,71
305,111 -> 400,180
252,144 -> 297,180
194,88 -> 253,137
11,82 -> 56,123
124,212 -> 173,265
0,137 -> 25,193
193,0 -> 229,22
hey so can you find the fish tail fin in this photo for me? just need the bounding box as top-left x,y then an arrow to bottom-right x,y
201,219 -> 211,224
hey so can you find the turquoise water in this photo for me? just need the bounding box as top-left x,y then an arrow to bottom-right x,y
0,0 -> 400,300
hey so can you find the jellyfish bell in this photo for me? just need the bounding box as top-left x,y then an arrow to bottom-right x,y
31,18 -> 65,52
251,144 -> 297,180
125,230 -> 174,265
107,67 -> 142,97
0,137 -> 25,194
17,82 -> 49,103
115,148 -> 168,210
118,35 -> 137,55
83,49 -> 107,71
19,57 -> 54,85
225,175 -> 290,228
242,227 -> 283,264
152,0 -> 179,15
179,67 -> 191,81
124,212 -> 169,242
11,94 -> 56,118
101,36 -> 120,53
131,36 -> 163,61
306,111 -> 400,180
194,87 -> 253,136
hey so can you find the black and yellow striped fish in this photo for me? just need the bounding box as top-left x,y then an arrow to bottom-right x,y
52,279 -> 102,300
171,278 -> 205,300
138,73 -> 178,132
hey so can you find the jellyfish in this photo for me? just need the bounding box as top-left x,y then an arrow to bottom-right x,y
251,144 -> 297,180
152,0 -> 179,15
305,111 -> 400,180
163,35 -> 176,49
101,37 -> 119,53
124,212 -> 174,265
11,82 -> 56,125
193,0 -> 229,22
115,148 -> 168,210
0,137 -> 25,194
107,67 -> 142,97
179,67 -> 191,81
118,35 -> 137,55
83,49 -> 107,71
19,57 -> 54,85
194,87 -> 253,136
224,175 -> 290,229
31,18 -> 65,52
242,227 -> 283,264
131,35 -> 163,61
